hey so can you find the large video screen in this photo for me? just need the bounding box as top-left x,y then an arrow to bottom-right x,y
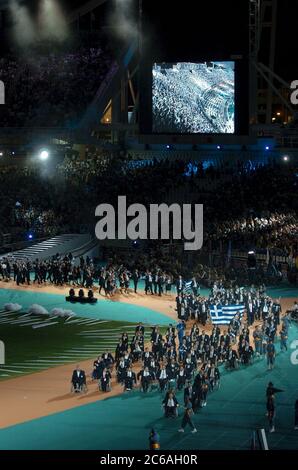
152,61 -> 235,134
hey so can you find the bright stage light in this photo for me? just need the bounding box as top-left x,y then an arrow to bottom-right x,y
38,0 -> 69,42
9,0 -> 36,47
39,150 -> 49,161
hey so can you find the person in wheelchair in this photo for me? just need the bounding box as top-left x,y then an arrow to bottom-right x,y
100,368 -> 112,392
102,351 -> 114,370
71,365 -> 87,393
124,367 -> 137,391
92,356 -> 104,381
116,356 -> 128,384
131,340 -> 143,363
67,288 -> 76,301
158,364 -> 169,392
162,390 -> 179,418
88,289 -> 97,304
78,288 -> 86,303
226,347 -> 239,370
137,366 -> 153,393
241,343 -> 254,365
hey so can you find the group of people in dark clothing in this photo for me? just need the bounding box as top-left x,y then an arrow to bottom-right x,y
175,281 -> 282,325
71,289 -> 295,434
2,252 -> 178,300
1,253 -> 96,288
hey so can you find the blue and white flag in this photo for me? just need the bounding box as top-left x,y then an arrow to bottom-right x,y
210,304 -> 245,325
184,281 -> 193,294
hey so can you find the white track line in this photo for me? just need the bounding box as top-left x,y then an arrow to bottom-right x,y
32,359 -> 76,363
79,337 -> 120,340
77,332 -> 122,336
71,340 -> 117,349
9,365 -> 49,369
0,311 -> 20,316
32,322 -> 59,329
79,327 -> 136,333
68,346 -> 107,349
69,318 -> 95,326
65,316 -> 75,322
68,350 -> 104,353
12,319 -> 40,324
45,355 -> 94,359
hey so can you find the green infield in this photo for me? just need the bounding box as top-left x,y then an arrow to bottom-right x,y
0,309 -> 154,380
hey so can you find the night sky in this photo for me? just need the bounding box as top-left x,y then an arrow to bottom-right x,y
275,0 -> 298,80
0,0 -> 297,80
65,0 -> 298,80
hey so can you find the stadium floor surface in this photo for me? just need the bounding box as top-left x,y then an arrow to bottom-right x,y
0,288 -> 171,325
0,324 -> 297,450
0,284 -> 297,449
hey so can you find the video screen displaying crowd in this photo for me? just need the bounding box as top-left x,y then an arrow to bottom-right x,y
152,62 -> 235,134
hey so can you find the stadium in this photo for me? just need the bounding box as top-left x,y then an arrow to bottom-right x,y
0,0 -> 297,459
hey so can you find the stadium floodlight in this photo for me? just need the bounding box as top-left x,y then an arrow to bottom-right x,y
39,150 -> 50,161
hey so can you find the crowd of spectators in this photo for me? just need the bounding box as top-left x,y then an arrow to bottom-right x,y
0,43 -> 112,127
0,152 -> 297,284
58,154 -> 298,259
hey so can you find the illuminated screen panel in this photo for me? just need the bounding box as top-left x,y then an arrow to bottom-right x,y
152,61 -> 235,134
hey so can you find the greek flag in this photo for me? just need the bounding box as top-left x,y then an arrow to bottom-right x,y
184,281 -> 192,293
210,304 -> 245,325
